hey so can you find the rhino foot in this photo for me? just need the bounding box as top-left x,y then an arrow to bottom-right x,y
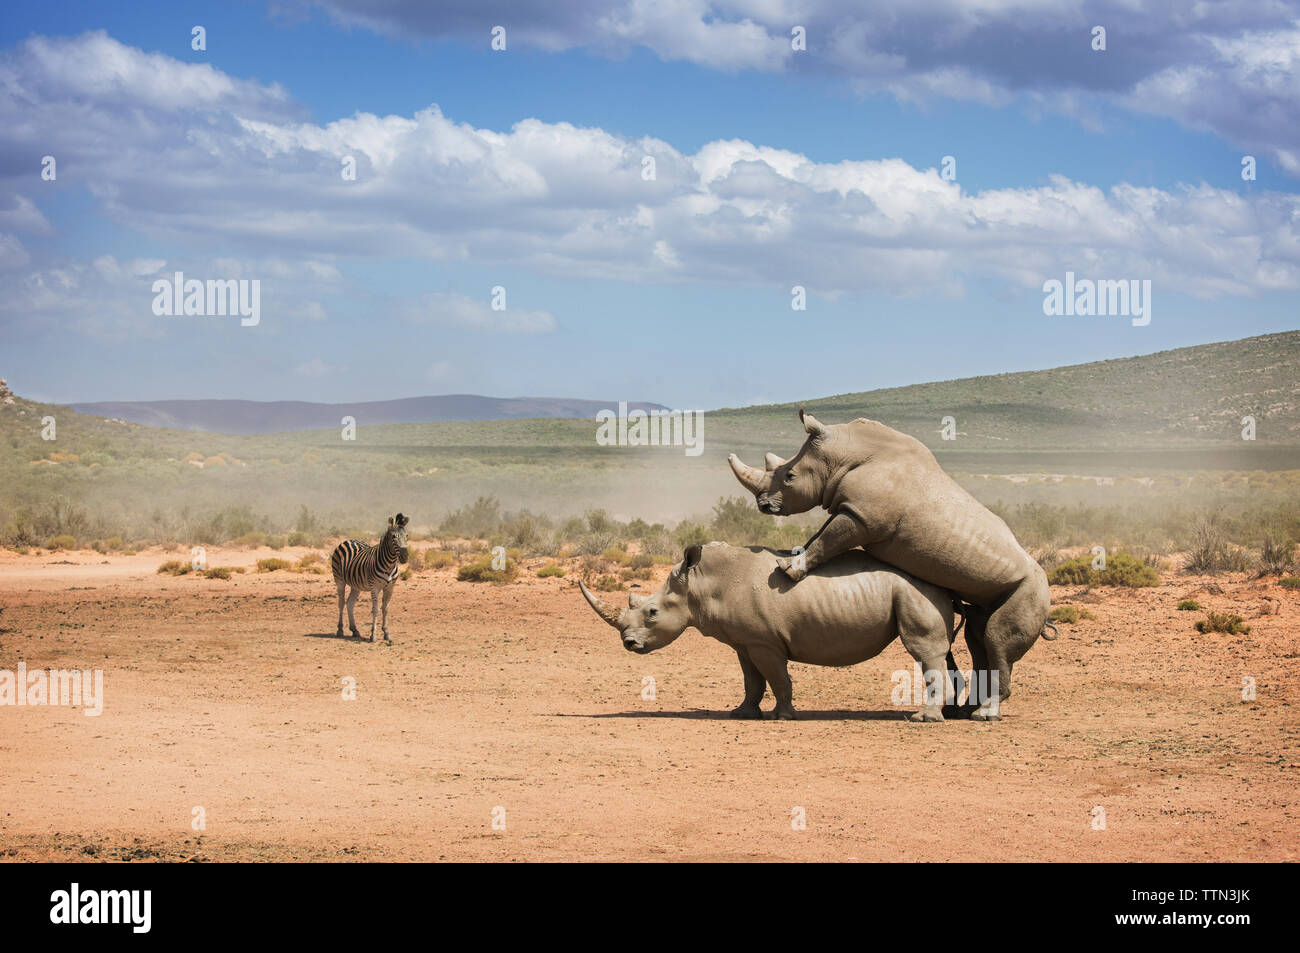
909,707 -> 945,723
729,704 -> 763,720
769,705 -> 797,721
971,706 -> 1002,722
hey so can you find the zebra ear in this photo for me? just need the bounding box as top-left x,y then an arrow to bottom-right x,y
396,513 -> 408,526
388,516 -> 396,528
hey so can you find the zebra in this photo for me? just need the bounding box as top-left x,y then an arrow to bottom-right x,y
331,513 -> 410,642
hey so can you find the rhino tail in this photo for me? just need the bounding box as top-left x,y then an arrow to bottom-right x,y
1041,620 -> 1059,641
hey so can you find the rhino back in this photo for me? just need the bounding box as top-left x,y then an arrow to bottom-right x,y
829,436 -> 1036,602
699,545 -> 914,666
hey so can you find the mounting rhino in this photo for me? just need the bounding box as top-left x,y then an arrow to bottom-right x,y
580,542 -> 966,722
728,411 -> 1054,720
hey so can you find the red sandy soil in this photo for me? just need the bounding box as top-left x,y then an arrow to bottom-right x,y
0,545 -> 1295,862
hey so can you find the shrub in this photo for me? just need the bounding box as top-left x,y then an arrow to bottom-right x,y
601,547 -> 630,566
620,567 -> 651,581
1048,552 -> 1159,587
1048,606 -> 1094,624
593,574 -> 623,592
256,558 -> 293,572
1177,599 -> 1201,611
1258,534 -> 1295,575
1280,577 -> 1300,590
235,531 -> 266,547
203,567 -> 235,580
629,554 -> 654,570
440,496 -> 502,538
157,560 -> 192,575
422,550 -> 456,570
46,535 -> 77,550
399,569 -> 413,581
1195,611 -> 1250,635
537,564 -> 566,578
297,552 -> 323,568
457,554 -> 518,583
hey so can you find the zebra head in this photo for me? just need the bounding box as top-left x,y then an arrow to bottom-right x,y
388,513 -> 410,564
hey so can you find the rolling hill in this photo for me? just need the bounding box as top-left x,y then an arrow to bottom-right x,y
68,395 -> 670,434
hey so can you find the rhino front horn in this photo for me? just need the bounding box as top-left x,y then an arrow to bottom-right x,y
728,453 -> 766,494
799,408 -> 826,437
579,580 -> 624,629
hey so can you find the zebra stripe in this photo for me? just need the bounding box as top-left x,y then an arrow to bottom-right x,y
331,529 -> 403,590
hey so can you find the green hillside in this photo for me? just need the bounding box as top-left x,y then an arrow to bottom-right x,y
1,332 -> 1297,544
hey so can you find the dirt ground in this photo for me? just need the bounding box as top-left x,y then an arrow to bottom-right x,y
0,545 -> 1295,862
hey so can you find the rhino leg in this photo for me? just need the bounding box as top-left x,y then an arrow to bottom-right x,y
746,646 -> 796,720
781,511 -> 874,581
898,599 -> 959,723
971,568 -> 1051,720
730,651 -> 766,719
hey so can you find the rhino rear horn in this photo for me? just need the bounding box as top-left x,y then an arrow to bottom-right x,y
799,408 -> 827,437
764,452 -> 786,471
728,453 -> 766,493
579,580 -> 624,629
628,592 -> 647,609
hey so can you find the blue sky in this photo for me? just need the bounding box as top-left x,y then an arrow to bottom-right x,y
1,1 -> 1297,407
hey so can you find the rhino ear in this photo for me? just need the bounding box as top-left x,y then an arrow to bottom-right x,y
799,408 -> 827,438
682,544 -> 703,572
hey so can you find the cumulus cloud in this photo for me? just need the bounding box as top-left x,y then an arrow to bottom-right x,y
299,0 -> 1300,175
1,30 -> 1297,309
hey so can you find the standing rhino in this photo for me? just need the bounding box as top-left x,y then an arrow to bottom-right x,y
728,411 -> 1053,720
579,542 -> 964,722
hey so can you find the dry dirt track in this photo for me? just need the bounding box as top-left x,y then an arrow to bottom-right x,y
0,546 -> 1296,862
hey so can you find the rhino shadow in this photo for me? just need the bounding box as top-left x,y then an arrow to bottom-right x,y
560,709 -> 914,721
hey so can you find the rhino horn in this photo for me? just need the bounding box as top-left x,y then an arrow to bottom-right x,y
764,452 -> 786,471
628,592 -> 647,609
728,453 -> 767,493
579,580 -> 624,629
799,408 -> 827,437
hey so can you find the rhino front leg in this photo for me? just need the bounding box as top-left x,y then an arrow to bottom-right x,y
747,647 -> 796,720
730,651 -> 766,719
778,511 -> 874,582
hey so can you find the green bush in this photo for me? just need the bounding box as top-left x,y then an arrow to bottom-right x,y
1280,577 -> 1300,590
203,566 -> 235,580
593,574 -> 623,592
256,558 -> 293,572
456,554 -> 518,583
1195,611 -> 1250,635
46,534 -> 77,550
537,564 -> 566,578
1048,605 -> 1093,624
1177,599 -> 1201,611
1048,552 -> 1159,587
157,560 -> 192,575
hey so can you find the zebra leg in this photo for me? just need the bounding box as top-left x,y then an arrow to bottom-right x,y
381,584 -> 394,642
335,579 -> 346,637
369,586 -> 379,642
345,587 -> 361,638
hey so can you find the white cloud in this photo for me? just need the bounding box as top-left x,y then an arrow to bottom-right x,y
0,30 -> 1297,308
303,0 -> 1300,175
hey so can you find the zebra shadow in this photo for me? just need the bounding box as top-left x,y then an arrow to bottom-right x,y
301,631 -> 378,642
559,709 -> 916,722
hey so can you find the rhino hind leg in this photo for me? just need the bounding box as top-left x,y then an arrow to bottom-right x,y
730,651 -> 766,719
970,569 -> 1051,720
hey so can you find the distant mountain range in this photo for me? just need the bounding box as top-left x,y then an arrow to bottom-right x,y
69,395 -> 669,434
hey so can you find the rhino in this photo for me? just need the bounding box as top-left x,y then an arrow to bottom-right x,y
579,542 -> 966,722
728,411 -> 1053,720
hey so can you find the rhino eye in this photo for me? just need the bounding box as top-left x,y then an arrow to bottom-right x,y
783,471 -> 795,484
646,607 -> 657,618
